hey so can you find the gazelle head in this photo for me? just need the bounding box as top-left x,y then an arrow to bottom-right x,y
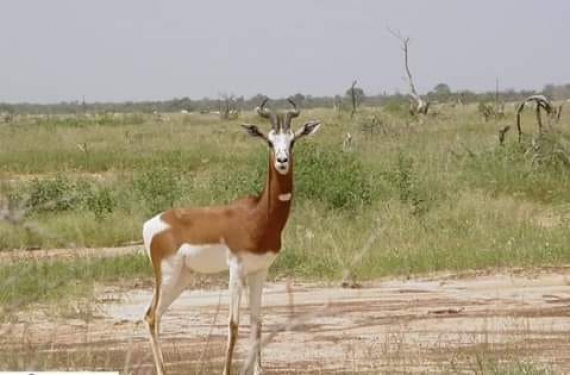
242,98 -> 321,175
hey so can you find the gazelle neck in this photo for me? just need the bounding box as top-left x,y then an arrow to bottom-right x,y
257,152 -> 293,233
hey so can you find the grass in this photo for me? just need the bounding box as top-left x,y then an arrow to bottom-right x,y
0,106 -> 566,375
1,107 -> 570,292
0,253 -> 149,311
1,107 -> 570,275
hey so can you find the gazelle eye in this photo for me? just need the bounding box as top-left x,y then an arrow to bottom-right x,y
267,140 -> 274,148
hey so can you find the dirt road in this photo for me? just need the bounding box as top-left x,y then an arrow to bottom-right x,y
2,269 -> 569,374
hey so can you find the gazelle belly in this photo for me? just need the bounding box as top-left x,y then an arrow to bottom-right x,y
178,243 -> 229,274
178,243 -> 278,276
240,251 -> 278,275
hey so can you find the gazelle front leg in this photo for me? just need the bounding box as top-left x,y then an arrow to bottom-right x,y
223,258 -> 244,375
246,270 -> 267,375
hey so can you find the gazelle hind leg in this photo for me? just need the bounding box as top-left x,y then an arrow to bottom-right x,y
145,256 -> 192,375
223,258 -> 244,375
245,270 -> 267,375
145,284 -> 166,375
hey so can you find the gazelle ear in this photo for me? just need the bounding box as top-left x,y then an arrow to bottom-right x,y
241,124 -> 268,140
294,121 -> 321,140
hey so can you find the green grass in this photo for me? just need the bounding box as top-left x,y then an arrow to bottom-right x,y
0,253 -> 150,311
443,358 -> 558,375
1,106 -> 570,286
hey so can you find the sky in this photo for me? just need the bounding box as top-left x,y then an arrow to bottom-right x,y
0,0 -> 569,103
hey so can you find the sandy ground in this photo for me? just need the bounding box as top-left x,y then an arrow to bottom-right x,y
2,268 -> 569,374
0,245 -> 142,263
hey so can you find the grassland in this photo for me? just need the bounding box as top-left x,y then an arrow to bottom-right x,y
1,104 -> 569,374
2,105 -> 570,278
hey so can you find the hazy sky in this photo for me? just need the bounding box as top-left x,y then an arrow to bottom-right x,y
1,0 -> 568,103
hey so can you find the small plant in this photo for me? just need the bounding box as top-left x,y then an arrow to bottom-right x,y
359,114 -> 385,137
391,151 -> 429,216
27,175 -> 78,212
525,132 -> 570,169
478,101 -> 505,121
132,166 -> 181,214
295,143 -> 373,210
209,157 -> 265,203
85,186 -> 116,219
383,100 -> 411,117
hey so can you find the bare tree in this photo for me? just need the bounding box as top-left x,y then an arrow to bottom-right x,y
388,28 -> 429,116
494,78 -> 505,119
513,94 -> 562,143
218,93 -> 240,120
350,80 -> 358,118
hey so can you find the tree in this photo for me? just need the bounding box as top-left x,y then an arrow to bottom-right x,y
388,28 -> 429,115
344,85 -> 365,101
292,93 -> 306,107
433,83 -> 451,95
429,83 -> 452,102
344,81 -> 365,118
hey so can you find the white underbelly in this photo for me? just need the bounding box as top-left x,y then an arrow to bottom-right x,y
178,243 -> 229,274
240,252 -> 278,275
176,243 -> 279,276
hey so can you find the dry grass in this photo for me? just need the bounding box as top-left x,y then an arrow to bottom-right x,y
1,104 -> 569,373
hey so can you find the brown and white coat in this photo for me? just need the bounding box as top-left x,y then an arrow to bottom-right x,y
142,99 -> 321,375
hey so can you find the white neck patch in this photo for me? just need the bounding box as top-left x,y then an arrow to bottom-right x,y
278,193 -> 292,202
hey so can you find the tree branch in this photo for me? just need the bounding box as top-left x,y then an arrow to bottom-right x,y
388,28 -> 428,115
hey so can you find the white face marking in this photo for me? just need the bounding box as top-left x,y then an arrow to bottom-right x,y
268,130 -> 294,175
278,193 -> 292,202
142,214 -> 170,258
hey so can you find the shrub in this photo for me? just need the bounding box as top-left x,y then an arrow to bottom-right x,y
85,186 -> 116,219
382,100 -> 410,117
295,143 -> 373,209
208,152 -> 265,203
206,144 -> 376,210
388,151 -> 429,216
464,135 -> 570,204
28,175 -> 78,212
132,166 -> 181,214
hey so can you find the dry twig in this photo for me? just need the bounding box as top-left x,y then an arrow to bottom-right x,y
388,28 -> 429,116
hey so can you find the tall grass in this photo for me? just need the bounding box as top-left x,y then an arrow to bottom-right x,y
1,106 -> 569,279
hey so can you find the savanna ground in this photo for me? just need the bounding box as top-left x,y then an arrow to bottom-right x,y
1,103 -> 569,374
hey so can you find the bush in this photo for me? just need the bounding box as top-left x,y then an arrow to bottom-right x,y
209,152 -> 265,203
132,166 -> 181,214
85,186 -> 116,219
382,100 -> 410,117
28,175 -> 79,212
385,151 -> 430,216
295,143 -> 374,209
206,145 -> 376,210
464,135 -> 570,204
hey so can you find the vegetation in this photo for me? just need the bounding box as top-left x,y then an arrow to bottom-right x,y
0,253 -> 148,310
1,82 -> 570,116
1,104 -> 569,280
0,102 -> 566,375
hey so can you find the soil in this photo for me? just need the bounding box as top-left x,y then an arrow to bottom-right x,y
2,265 -> 569,374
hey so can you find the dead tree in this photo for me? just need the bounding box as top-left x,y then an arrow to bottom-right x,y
389,28 -> 429,116
3,113 -> 13,123
511,95 -> 562,143
218,93 -> 240,120
350,80 -> 358,119
494,78 -> 505,119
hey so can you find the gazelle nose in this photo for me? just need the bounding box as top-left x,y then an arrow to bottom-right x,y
277,156 -> 288,163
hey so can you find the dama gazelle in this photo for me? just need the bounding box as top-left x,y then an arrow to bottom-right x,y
142,98 -> 321,375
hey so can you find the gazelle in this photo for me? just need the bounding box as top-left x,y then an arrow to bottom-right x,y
142,98 -> 321,375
